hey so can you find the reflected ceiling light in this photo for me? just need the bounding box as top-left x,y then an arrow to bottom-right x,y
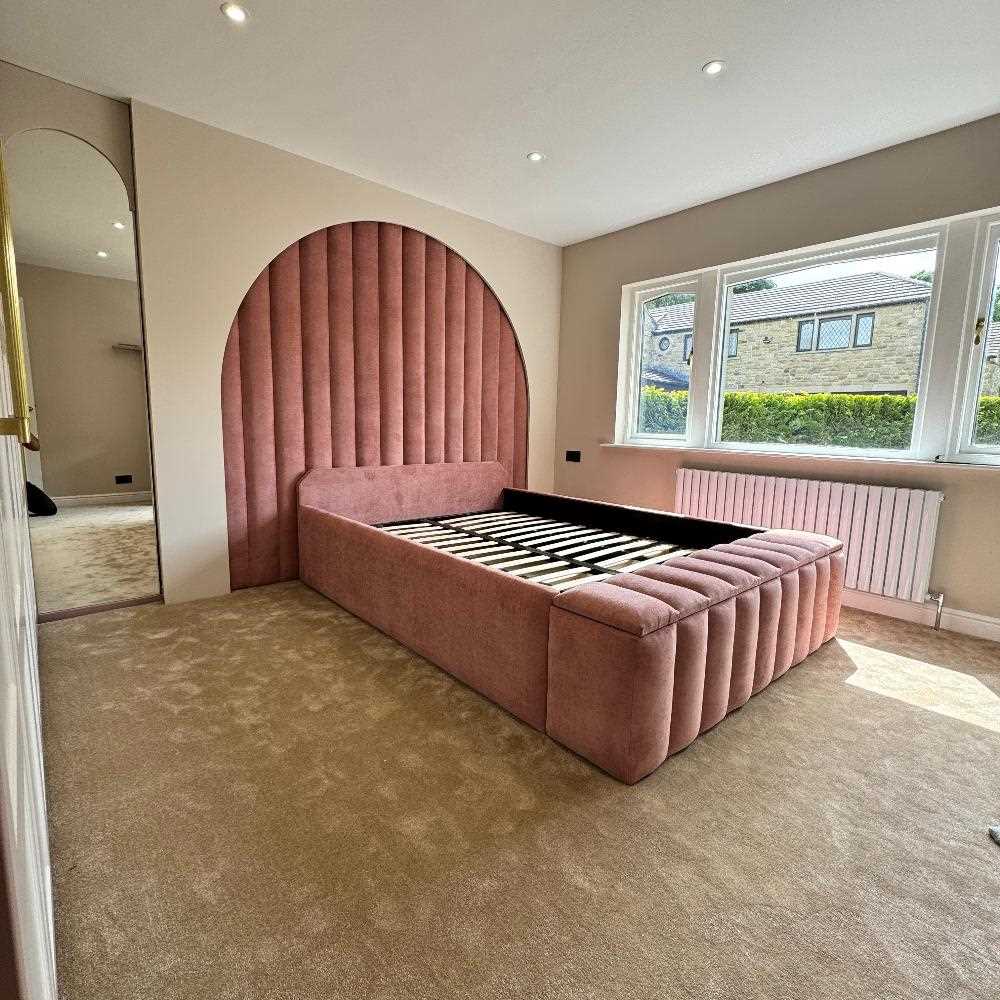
112,220 -> 126,230
702,60 -> 726,76
526,151 -> 545,163
96,250 -> 109,259
220,3 -> 248,23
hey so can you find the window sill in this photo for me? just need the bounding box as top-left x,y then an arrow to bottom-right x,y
603,441 -> 1000,472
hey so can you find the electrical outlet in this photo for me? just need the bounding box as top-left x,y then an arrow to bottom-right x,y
115,474 -> 133,485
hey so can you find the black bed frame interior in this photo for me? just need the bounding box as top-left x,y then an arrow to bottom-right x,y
501,489 -> 761,549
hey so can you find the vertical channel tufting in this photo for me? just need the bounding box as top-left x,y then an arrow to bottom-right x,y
269,243 -> 305,580
792,562 -> 817,666
401,229 -> 426,464
480,291 -> 500,462
424,238 -> 447,464
220,223 -> 529,588
513,358 -> 528,488
378,224 -> 404,465
221,325 -> 249,589
353,222 -> 381,465
497,315 -> 516,479
443,250 -> 466,462
299,230 -> 333,469
237,269 -> 280,585
463,269 -> 484,461
329,224 -> 356,468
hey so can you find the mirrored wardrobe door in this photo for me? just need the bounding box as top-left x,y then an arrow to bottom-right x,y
5,128 -> 160,617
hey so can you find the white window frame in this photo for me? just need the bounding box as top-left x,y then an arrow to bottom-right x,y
949,216 -> 1000,463
614,208 -> 1000,466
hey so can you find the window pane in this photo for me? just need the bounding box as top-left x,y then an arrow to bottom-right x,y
855,312 -> 875,347
972,239 -> 1000,447
637,290 -> 695,436
717,246 -> 936,450
797,320 -> 814,352
817,315 -> 852,350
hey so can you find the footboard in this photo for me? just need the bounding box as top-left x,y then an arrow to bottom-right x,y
545,531 -> 845,783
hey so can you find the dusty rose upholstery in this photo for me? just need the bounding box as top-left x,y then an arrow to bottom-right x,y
298,507 -> 551,730
298,463 -> 508,525
545,530 -> 845,784
222,221 -> 528,590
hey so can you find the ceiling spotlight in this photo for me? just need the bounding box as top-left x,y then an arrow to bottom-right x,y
96,250 -> 109,259
702,60 -> 726,77
220,2 -> 248,23
112,220 -> 126,230
526,151 -> 545,163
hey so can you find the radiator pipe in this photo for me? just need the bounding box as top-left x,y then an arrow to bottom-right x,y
925,591 -> 945,631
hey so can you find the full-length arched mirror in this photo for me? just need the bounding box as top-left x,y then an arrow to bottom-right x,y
5,129 -> 159,616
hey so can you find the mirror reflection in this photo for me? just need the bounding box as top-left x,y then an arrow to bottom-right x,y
7,129 -> 159,615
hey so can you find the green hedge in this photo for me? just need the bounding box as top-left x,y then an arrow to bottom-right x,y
638,387 -> 1000,448
638,387 -> 912,447
976,395 -> 1000,446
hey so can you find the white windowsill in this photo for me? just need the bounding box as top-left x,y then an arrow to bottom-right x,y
601,441 -> 1000,472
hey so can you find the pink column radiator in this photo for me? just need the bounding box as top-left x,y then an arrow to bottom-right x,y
675,469 -> 943,604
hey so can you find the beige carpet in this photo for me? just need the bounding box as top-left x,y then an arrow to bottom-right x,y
29,503 -> 159,613
38,583 -> 1000,1000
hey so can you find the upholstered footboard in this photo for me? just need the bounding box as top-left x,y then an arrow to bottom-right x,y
545,531 -> 845,784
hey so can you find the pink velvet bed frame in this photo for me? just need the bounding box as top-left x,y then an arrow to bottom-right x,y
222,222 -> 528,591
298,463 -> 845,784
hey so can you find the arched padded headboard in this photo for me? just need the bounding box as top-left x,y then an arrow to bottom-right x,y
221,221 -> 529,590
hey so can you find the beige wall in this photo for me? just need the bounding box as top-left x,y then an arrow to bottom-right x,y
556,114 -> 1000,618
0,61 -> 134,206
131,103 -> 562,604
17,264 -> 150,497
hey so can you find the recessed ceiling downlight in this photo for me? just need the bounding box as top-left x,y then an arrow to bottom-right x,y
112,221 -> 126,230
220,2 -> 248,23
526,151 -> 545,163
96,251 -> 109,259
702,60 -> 726,77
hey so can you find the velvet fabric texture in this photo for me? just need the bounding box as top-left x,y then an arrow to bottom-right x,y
222,222 -> 529,589
547,532 -> 845,782
297,475 -> 845,783
298,463 -> 508,525
298,505 -> 551,729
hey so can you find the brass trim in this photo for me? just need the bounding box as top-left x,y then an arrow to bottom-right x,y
0,141 -> 33,445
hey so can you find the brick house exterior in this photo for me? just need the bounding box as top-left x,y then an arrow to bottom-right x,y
642,272 -> 933,395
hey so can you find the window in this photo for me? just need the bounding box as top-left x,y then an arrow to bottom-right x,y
632,286 -> 697,438
816,315 -> 853,351
796,319 -> 814,352
967,226 -> 1000,451
717,242 -> 935,451
617,210 -> 1000,464
854,312 -> 875,347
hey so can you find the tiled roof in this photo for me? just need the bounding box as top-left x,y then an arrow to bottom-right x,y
646,272 -> 932,333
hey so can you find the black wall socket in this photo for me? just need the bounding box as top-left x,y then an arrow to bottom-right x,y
565,450 -> 581,463
115,474 -> 133,485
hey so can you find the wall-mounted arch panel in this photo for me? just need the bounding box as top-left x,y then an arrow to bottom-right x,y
222,221 -> 528,589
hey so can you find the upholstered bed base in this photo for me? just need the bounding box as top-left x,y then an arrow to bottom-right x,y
298,463 -> 845,783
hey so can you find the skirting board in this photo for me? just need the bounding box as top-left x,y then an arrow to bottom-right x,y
842,589 -> 1000,643
53,491 -> 152,507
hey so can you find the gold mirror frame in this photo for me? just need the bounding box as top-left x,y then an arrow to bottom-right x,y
0,140 -> 34,446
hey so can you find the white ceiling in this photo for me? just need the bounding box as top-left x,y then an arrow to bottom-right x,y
2,0 -> 998,246
6,129 -> 137,281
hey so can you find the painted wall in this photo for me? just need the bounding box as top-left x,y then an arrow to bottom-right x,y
0,61 -> 134,206
556,114 -> 1000,619
131,103 -> 561,604
17,263 -> 151,497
